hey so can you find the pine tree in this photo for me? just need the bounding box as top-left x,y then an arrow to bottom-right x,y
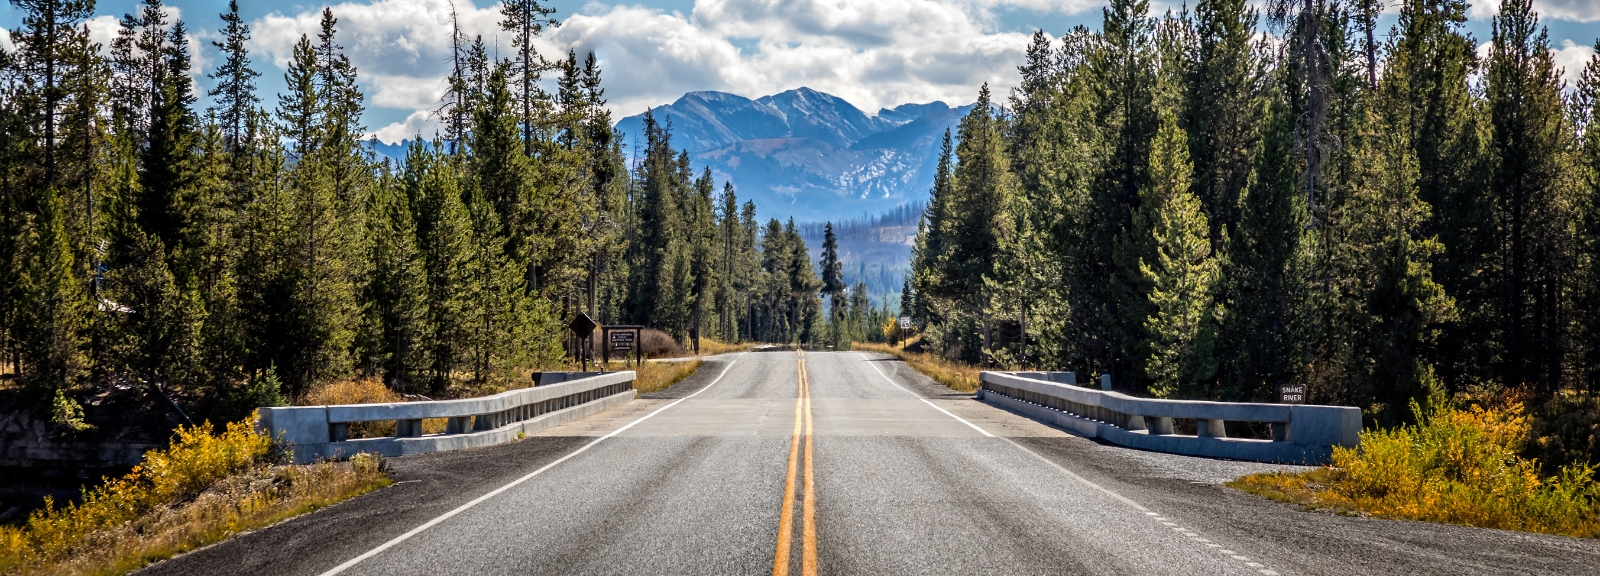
1381,0 -> 1489,388
1217,89 -> 1310,400
1137,111 -> 1218,398
406,143 -> 472,395
685,167 -> 717,350
500,0 -> 558,156
469,67 -> 533,283
4,0 -> 99,387
314,8 -> 363,155
1266,0 -> 1332,215
461,189 -> 554,386
16,189 -> 91,397
943,85 -> 1017,365
985,178 -> 1050,368
1185,0 -> 1260,242
137,15 -> 199,265
277,36 -> 319,159
1484,0 -> 1572,391
439,6 -> 470,153
909,130 -> 953,327
1090,0 -> 1160,379
717,181 -> 744,340
8,0 -> 94,185
1573,44 -> 1600,390
363,176 -> 431,392
625,111 -> 684,329
819,222 -> 844,318
1339,105 -> 1454,418
784,219 -> 823,344
208,0 -> 259,155
266,17 -> 369,394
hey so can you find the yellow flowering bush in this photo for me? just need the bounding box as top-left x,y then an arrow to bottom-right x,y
1232,395 -> 1600,537
0,414 -> 388,575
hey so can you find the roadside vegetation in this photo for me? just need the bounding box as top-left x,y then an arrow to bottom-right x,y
853,337 -> 980,393
682,337 -> 754,357
630,360 -> 705,394
1231,393 -> 1600,538
0,417 -> 389,575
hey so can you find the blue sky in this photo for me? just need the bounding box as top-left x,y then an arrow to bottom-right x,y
4,0 -> 1596,144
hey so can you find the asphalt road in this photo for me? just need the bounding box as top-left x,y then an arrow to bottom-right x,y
140,351 -> 1600,576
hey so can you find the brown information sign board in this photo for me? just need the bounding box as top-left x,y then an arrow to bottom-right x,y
602,325 -> 644,368
610,331 -> 635,351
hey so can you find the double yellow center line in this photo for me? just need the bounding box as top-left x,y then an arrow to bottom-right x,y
774,351 -> 818,576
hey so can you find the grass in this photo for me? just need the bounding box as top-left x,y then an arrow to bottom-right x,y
1230,394 -> 1600,538
630,359 -> 704,394
852,338 -> 982,393
0,416 -> 390,575
688,337 -> 755,357
298,378 -> 447,437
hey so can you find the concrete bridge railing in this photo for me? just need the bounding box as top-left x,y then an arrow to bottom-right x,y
978,371 -> 1359,464
258,371 -> 636,464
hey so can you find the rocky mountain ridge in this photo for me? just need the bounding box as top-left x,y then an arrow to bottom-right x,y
615,87 -> 973,222
367,88 -> 969,225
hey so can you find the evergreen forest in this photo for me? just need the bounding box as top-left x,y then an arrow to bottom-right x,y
906,0 -> 1600,424
0,0 -> 878,426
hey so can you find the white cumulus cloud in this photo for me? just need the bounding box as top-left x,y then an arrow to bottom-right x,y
81,7 -> 207,89
251,0 -> 514,142
85,15 -> 121,56
1471,0 -> 1600,22
373,109 -> 445,143
1553,38 -> 1596,87
1476,38 -> 1597,88
560,0 -> 1033,117
250,0 -> 1053,142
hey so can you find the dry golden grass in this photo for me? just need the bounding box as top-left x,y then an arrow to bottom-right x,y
297,378 -> 446,437
853,339 -> 982,393
299,377 -> 404,406
689,337 -> 755,357
0,418 -> 390,576
1230,395 -> 1600,538
630,360 -> 704,394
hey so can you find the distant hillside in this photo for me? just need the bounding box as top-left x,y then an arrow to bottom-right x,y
364,138 -> 428,165
798,202 -> 924,308
616,88 -> 972,224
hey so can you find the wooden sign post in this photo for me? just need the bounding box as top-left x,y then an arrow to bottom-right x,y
602,325 -> 644,369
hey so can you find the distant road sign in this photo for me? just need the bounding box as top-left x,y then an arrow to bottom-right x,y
898,316 -> 912,330
1280,384 -> 1306,404
568,313 -> 598,336
610,330 -> 635,351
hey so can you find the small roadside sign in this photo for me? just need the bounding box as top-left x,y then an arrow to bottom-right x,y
1280,384 -> 1306,404
898,316 -> 912,330
568,313 -> 598,336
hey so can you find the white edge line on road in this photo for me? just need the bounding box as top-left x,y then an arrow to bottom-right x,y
855,352 -> 1146,511
856,352 -> 992,437
317,354 -> 746,576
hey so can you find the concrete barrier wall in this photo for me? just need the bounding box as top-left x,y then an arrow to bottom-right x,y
258,372 -> 636,464
978,371 -> 1359,465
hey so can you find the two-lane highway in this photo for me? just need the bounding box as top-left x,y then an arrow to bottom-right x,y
140,351 -> 1600,576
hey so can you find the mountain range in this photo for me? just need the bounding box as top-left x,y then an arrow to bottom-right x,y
614,87 -> 973,223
